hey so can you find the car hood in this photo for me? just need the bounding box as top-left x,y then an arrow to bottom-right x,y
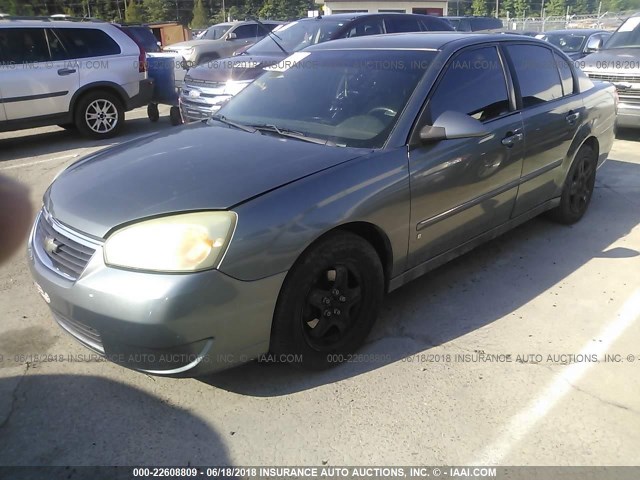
581,48 -> 640,73
45,123 -> 366,239
168,39 -> 221,49
186,54 -> 286,82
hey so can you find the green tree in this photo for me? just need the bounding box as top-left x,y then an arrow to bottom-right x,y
472,0 -> 488,15
191,0 -> 208,27
145,0 -> 170,22
546,0 -> 566,15
125,0 -> 145,22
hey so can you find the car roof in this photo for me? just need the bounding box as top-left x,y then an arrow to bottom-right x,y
444,16 -> 499,20
306,31 -> 539,51
0,17 -> 110,27
541,28 -> 608,34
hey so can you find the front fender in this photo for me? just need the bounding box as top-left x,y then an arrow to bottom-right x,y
219,148 -> 411,282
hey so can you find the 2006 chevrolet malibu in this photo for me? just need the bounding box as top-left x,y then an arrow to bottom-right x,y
29,33 -> 616,376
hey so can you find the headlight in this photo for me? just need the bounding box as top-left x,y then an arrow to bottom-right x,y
104,211 -> 236,272
224,80 -> 251,96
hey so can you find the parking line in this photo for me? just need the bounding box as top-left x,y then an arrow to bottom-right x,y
472,288 -> 640,465
0,154 -> 79,171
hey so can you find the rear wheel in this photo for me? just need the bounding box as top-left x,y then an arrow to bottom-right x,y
269,232 -> 384,370
547,144 -> 597,224
75,90 -> 124,139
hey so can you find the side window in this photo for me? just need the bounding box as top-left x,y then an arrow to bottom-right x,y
55,28 -> 121,58
46,29 -> 70,61
384,16 -> 421,33
429,46 -> 510,123
553,52 -> 574,96
0,28 -> 50,63
506,44 -> 563,107
345,18 -> 384,37
460,19 -> 471,31
232,25 -> 257,40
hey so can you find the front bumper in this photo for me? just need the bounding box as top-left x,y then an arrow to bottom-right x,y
27,211 -> 286,377
616,102 -> 640,128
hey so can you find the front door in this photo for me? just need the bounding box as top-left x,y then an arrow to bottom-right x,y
408,45 -> 524,267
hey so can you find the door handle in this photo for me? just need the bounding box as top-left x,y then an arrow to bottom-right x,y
566,111 -> 580,124
501,131 -> 523,147
57,68 -> 76,76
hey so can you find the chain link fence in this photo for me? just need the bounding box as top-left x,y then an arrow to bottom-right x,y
501,10 -> 637,33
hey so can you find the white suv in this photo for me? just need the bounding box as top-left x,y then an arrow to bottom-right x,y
0,18 -> 153,138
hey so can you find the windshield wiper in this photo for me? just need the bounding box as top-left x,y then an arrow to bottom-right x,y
210,114 -> 257,133
251,124 -> 333,145
248,16 -> 288,55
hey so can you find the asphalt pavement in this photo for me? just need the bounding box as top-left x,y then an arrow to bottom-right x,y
0,111 -> 638,466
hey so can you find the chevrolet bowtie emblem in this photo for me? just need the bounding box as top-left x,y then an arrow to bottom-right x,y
44,236 -> 60,254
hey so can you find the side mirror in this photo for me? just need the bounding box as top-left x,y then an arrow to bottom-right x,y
585,36 -> 603,52
226,32 -> 237,41
418,111 -> 489,144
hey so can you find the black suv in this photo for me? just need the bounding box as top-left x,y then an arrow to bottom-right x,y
444,16 -> 503,32
180,13 -> 453,122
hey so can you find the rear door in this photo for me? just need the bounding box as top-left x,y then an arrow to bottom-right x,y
0,27 -> 79,120
504,44 -> 584,215
408,45 -> 524,266
54,27 -> 130,97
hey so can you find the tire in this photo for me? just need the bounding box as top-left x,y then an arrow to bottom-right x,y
547,144 -> 597,224
169,106 -> 183,126
269,231 -> 384,370
147,103 -> 160,122
74,90 -> 124,139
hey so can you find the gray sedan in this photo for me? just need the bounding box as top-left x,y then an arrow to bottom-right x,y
28,33 -> 616,376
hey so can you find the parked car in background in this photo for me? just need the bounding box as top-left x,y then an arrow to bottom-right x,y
536,29 -> 611,59
29,33 -> 616,376
0,17 -> 153,138
444,16 -> 503,31
580,13 -> 640,128
163,20 -> 284,67
180,13 -> 454,122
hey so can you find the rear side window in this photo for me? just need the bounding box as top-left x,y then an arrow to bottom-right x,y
0,28 -> 50,63
384,16 -> 422,33
506,44 -> 563,107
55,28 -> 121,58
429,46 -> 510,123
345,18 -> 384,37
554,52 -> 574,96
232,24 -> 257,39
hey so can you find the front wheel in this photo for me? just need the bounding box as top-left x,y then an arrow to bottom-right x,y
269,232 -> 384,370
547,144 -> 597,224
75,90 -> 124,139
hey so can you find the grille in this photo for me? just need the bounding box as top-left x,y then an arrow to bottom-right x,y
587,73 -> 640,83
184,77 -> 225,88
53,310 -> 104,353
619,89 -> 640,105
35,212 -> 97,280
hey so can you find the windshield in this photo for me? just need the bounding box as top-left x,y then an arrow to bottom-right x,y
606,16 -> 640,48
544,33 -> 587,53
203,25 -> 232,40
215,50 -> 436,148
245,19 -> 346,55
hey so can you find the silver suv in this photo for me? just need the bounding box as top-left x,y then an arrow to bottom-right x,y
164,20 -> 284,67
0,17 -> 153,138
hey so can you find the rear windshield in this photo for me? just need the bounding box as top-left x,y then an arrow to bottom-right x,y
122,26 -> 160,52
246,19 -> 346,55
